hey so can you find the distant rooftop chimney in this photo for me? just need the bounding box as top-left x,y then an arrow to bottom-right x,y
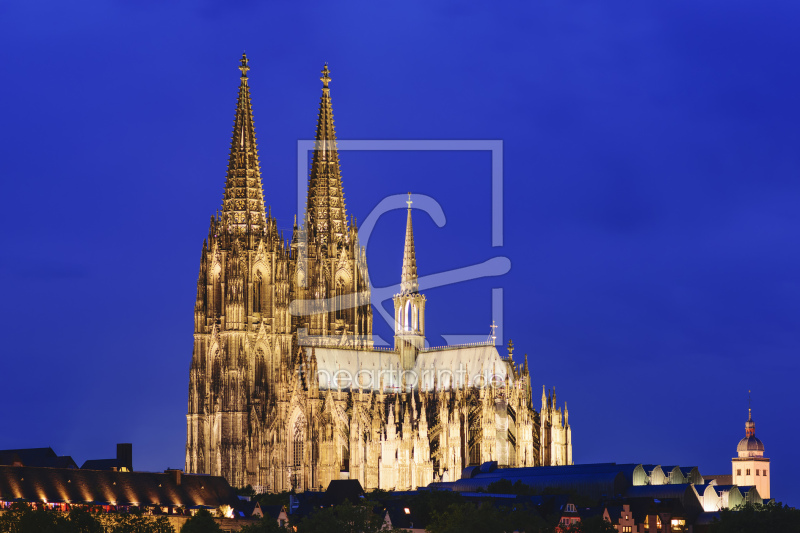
117,443 -> 133,472
165,468 -> 182,486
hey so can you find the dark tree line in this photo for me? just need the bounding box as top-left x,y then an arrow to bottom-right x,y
0,503 -> 174,533
708,502 -> 800,533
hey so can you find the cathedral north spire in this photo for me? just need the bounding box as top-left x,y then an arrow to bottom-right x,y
401,193 -> 419,294
221,53 -> 266,233
306,64 -> 348,244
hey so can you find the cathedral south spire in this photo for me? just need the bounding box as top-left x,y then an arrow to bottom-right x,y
306,64 -> 348,244
292,64 -> 373,346
221,53 -> 266,234
400,193 -> 419,294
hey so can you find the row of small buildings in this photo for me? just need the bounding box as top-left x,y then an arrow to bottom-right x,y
290,460 -> 766,533
0,412 -> 772,532
446,461 -> 764,512
0,444 -> 274,529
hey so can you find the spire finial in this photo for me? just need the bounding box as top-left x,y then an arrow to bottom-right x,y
239,53 -> 249,79
400,196 -> 419,294
748,390 -> 752,419
321,64 -> 331,88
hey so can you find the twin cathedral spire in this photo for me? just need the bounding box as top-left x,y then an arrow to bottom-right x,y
221,53 -> 267,234
217,55 -> 355,247
306,64 -> 349,246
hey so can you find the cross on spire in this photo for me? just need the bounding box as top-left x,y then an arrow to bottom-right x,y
406,192 -> 413,209
321,64 -> 331,88
239,53 -> 249,79
490,321 -> 498,342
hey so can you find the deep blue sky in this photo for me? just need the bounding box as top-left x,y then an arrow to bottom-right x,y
1,0 -> 798,505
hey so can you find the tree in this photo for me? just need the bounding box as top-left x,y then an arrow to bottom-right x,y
560,515 -> 617,533
427,501 -> 515,533
237,485 -> 257,498
425,499 -> 616,533
709,501 -> 800,533
0,504 -> 174,533
506,504 -> 550,533
404,489 -> 464,527
256,491 -> 291,510
180,509 -> 222,533
294,499 -> 389,533
102,512 -> 175,533
0,503 -> 81,533
238,517 -> 289,533
67,508 -> 104,533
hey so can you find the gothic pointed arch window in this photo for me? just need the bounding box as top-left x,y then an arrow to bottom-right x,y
211,264 -> 222,317
254,349 -> 267,397
335,278 -> 346,322
341,444 -> 349,472
291,417 -> 305,491
211,354 -> 222,399
253,272 -> 262,314
404,300 -> 413,332
292,419 -> 304,468
469,441 -> 481,467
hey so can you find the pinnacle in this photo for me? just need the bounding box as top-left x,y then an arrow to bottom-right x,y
221,54 -> 266,234
305,64 -> 348,243
400,195 -> 419,294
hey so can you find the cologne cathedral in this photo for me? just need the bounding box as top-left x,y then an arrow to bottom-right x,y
185,55 -> 572,492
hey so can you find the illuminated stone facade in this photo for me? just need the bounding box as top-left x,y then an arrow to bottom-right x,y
540,387 -> 572,467
185,55 -> 572,492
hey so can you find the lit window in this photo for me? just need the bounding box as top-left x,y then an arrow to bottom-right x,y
404,508 -> 411,515
746,469 -> 751,476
